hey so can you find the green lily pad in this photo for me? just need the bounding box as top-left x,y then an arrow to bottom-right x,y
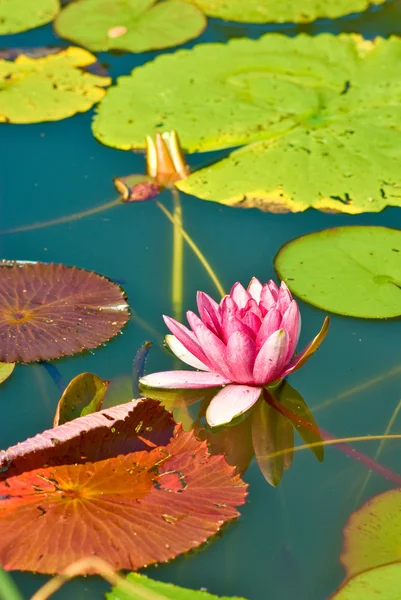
54,0 -> 206,53
274,226 -> 401,319
53,372 -> 110,426
341,488 -> 401,579
107,572 -> 247,600
182,0 -> 386,23
0,47 -> 111,124
93,34 -> 401,214
330,563 -> 401,600
0,0 -> 60,34
0,363 -> 14,386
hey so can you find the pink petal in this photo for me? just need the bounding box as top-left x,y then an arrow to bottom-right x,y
281,300 -> 301,361
140,370 -> 231,389
260,284 -> 277,311
241,311 -> 262,337
165,335 -> 210,371
187,311 -> 233,379
282,317 -> 329,377
163,315 -> 210,366
226,331 -> 256,384
220,296 -> 254,343
253,329 -> 289,385
206,384 -> 262,427
196,291 -> 222,336
230,282 -> 251,309
247,277 -> 263,302
268,280 -> 279,298
240,298 -> 262,319
256,308 -> 282,350
277,281 -> 293,313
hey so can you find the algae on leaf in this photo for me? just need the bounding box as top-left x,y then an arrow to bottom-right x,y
93,34 -> 401,214
0,47 -> 111,124
0,0 -> 60,34
107,572 -> 247,600
182,0 -> 386,23
55,0 -> 206,53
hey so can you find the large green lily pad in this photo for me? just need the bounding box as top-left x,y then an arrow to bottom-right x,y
93,34 -> 401,214
0,0 -> 60,34
274,226 -> 401,319
341,488 -> 401,579
54,0 -> 206,53
0,47 -> 111,124
107,572 -> 247,600
330,563 -> 401,600
182,0 -> 386,23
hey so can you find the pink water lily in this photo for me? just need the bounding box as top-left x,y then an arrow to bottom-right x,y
140,278 -> 329,428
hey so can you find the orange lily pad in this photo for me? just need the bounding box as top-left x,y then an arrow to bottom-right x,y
0,399 -> 247,573
0,262 -> 129,363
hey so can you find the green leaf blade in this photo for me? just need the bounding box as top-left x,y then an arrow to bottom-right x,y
54,372 -> 110,426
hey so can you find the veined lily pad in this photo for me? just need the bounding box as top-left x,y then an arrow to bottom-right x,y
0,0 -> 60,34
0,399 -> 247,573
0,262 -> 129,363
0,47 -> 110,124
108,572 -> 247,600
330,563 -> 401,600
274,226 -> 401,319
341,488 -> 401,579
93,34 -> 401,214
182,0 -> 386,23
54,0 -> 206,53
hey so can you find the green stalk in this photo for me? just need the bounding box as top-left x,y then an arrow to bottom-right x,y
0,570 -> 23,600
171,187 -> 184,322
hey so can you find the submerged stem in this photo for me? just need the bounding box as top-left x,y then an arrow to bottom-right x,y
0,198 -> 121,235
156,200 -> 225,298
171,188 -> 184,322
30,557 -> 167,600
0,570 -> 23,600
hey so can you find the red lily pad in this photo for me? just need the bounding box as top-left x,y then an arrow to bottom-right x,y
0,399 -> 247,573
0,262 -> 129,363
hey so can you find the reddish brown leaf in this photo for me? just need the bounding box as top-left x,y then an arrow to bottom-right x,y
0,262 -> 129,363
0,401 -> 247,574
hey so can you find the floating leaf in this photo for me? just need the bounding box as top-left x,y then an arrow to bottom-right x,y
0,399 -> 246,573
275,226 -> 401,319
330,563 -> 401,600
251,396 -> 294,486
182,0 -> 386,23
107,572 -> 247,600
0,363 -> 15,386
0,261 -> 129,363
53,372 -> 110,426
274,382 -> 324,462
0,47 -> 110,124
93,35 -> 401,214
55,0 -> 206,53
341,488 -> 401,579
0,0 -> 60,34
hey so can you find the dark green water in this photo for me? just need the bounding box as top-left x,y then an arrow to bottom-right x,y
2,3 -> 401,599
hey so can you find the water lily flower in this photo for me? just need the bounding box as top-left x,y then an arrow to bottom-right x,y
140,279 -> 329,428
114,130 -> 189,202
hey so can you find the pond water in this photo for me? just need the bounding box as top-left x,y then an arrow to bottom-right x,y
2,3 -> 401,599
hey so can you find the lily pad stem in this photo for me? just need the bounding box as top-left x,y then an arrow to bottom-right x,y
0,570 -> 23,600
171,187 -> 184,322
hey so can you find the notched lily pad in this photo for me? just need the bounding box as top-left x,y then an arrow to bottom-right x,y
108,572 -> 248,600
182,0 -> 386,23
55,0 -> 206,53
0,0 -> 60,34
274,226 -> 401,319
0,47 -> 111,124
0,399 -> 247,574
0,261 -> 129,363
93,34 -> 401,214
53,372 -> 110,426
